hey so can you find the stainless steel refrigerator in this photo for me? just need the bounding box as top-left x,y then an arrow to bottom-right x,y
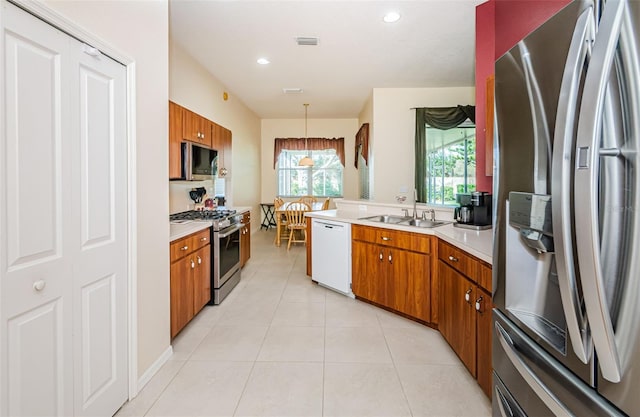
493,0 -> 640,415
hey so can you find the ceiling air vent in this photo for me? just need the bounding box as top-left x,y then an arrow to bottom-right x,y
283,88 -> 304,94
295,37 -> 319,46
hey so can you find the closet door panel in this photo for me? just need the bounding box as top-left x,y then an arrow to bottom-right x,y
73,43 -> 128,417
1,4 -> 74,416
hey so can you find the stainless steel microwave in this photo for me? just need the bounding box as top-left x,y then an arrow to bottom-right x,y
181,142 -> 217,180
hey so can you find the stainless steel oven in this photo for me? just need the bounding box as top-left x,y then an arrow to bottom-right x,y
212,220 -> 242,304
170,209 -> 243,305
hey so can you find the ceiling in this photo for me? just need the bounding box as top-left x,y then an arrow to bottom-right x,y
169,0 -> 484,119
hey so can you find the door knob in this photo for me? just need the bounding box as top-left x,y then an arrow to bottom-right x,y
33,280 -> 46,291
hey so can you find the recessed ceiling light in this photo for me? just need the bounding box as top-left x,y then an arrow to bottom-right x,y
257,58 -> 270,65
383,11 -> 400,23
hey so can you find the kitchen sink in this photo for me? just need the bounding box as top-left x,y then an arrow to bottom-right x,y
360,214 -> 450,228
359,214 -> 408,224
398,218 -> 450,228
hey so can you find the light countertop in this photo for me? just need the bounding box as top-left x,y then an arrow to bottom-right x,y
170,221 -> 211,242
307,209 -> 493,265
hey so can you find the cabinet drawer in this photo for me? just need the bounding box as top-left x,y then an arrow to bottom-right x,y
478,263 -> 492,292
438,239 -> 478,282
191,228 -> 211,251
170,228 -> 211,262
352,224 -> 377,243
375,229 -> 430,254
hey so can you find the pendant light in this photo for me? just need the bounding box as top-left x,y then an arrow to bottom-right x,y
299,103 -> 314,167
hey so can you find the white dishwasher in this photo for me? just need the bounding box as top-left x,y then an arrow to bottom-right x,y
311,218 -> 353,297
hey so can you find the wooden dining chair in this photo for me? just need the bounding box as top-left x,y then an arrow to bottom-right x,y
285,202 -> 310,250
321,198 -> 331,210
298,195 -> 317,206
274,197 -> 289,246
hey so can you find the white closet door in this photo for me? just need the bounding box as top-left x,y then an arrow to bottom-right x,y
70,40 -> 128,417
1,3 -> 129,416
1,4 -> 74,416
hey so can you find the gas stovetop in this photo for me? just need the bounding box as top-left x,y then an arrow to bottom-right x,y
170,209 -> 237,222
170,209 -> 239,231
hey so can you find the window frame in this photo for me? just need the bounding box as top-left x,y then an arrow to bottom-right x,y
276,149 -> 344,198
424,122 -> 476,206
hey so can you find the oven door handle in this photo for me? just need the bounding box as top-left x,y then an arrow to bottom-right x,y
217,224 -> 242,238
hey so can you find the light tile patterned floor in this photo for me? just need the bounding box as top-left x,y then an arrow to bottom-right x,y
117,230 -> 492,417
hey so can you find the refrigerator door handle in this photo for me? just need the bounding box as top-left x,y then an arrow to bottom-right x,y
551,6 -> 595,364
495,322 -> 572,417
574,0 -> 626,383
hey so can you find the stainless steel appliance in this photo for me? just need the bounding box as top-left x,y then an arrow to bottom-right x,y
181,142 -> 217,180
493,0 -> 640,416
453,191 -> 492,230
170,209 -> 242,304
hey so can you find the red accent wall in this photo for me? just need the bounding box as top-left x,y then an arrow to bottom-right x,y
474,0 -> 571,193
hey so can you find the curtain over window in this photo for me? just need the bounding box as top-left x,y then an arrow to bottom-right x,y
415,105 -> 476,202
354,123 -> 369,168
273,137 -> 345,168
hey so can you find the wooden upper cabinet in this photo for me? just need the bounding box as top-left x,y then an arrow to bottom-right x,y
169,101 -> 183,179
211,122 -> 223,151
182,108 -> 212,147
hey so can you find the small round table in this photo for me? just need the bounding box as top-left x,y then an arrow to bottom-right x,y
260,203 -> 276,230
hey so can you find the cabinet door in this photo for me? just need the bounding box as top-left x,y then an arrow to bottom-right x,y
170,257 -> 195,338
211,122 -> 223,151
199,118 -> 212,148
181,108 -> 201,143
439,261 -> 476,375
169,101 -> 183,179
475,287 -> 492,398
192,245 -> 211,313
352,241 -> 387,304
240,223 -> 251,267
389,249 -> 430,322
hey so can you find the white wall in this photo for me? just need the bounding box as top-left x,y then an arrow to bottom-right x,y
260,118 -> 359,202
42,0 -> 171,378
370,87 -> 475,203
170,42 -> 262,229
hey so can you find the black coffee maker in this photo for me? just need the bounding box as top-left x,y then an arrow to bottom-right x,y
453,191 -> 492,230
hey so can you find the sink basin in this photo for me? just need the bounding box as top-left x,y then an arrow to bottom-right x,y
399,218 -> 451,228
359,214 -> 408,224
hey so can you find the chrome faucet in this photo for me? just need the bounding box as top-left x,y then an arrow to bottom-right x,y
413,189 -> 418,218
421,209 -> 436,221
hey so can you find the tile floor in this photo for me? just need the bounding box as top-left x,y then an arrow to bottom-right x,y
117,230 -> 492,417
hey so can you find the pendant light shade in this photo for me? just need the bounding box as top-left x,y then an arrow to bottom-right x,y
299,103 -> 314,167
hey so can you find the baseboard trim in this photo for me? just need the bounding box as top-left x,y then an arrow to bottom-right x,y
136,345 -> 173,393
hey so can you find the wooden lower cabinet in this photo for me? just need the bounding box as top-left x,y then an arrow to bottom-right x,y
438,261 -> 477,374
438,239 -> 493,398
170,229 -> 211,338
240,211 -> 251,267
475,286 -> 492,398
351,225 -> 431,323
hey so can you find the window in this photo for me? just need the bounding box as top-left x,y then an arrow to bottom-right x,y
277,149 -> 343,197
425,124 -> 476,205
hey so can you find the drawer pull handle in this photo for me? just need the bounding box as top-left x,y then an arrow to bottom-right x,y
200,237 -> 208,242
465,289 -> 472,303
475,296 -> 483,312
448,255 -> 458,262
180,245 -> 189,251
381,236 -> 391,241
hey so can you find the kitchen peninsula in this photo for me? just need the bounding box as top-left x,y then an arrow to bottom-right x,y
306,199 -> 494,397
